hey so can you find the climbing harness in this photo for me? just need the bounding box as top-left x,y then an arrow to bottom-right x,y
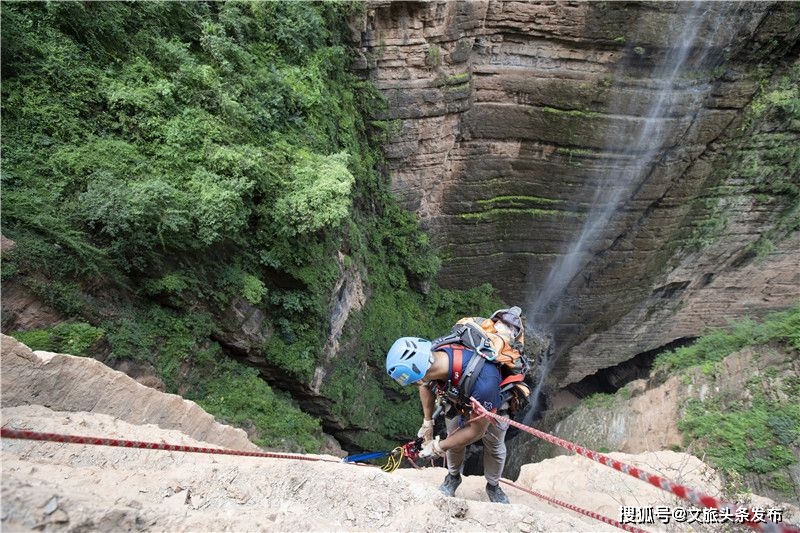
429,344 -> 486,419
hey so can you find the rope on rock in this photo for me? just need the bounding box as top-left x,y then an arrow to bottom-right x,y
0,426 -> 638,531
500,479 -> 650,533
5,422 -> 798,533
0,428 -> 341,464
470,398 -> 800,533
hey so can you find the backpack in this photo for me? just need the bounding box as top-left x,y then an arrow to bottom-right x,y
431,307 -> 532,416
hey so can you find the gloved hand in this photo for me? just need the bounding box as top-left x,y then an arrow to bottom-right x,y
418,436 -> 444,461
417,419 -> 434,443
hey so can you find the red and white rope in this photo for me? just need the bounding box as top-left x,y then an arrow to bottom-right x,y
0,428 -> 340,463
0,426 -> 651,532
500,479 -> 651,533
471,399 -> 799,533
5,420 -> 798,533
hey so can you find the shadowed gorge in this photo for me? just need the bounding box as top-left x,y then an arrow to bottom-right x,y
2,0 -> 799,503
351,0 -> 800,395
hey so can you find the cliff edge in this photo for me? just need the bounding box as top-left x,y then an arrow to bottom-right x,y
1,334 -> 795,532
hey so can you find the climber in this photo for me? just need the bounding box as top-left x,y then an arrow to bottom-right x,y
385,330 -> 513,504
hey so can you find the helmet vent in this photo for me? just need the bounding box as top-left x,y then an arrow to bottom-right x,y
386,337 -> 432,386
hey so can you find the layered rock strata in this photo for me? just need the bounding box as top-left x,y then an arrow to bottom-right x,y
351,1 -> 800,386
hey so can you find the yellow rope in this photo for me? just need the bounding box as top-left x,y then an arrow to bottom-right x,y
380,447 -> 405,473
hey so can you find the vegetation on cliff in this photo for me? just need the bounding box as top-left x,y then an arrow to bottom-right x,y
653,305 -> 799,373
688,64 -> 800,253
579,306 -> 800,500
1,1 -> 502,452
656,306 -> 800,498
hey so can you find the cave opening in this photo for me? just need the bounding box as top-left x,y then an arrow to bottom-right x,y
565,336 -> 696,399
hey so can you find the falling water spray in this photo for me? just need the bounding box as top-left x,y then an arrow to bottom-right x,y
521,2 -> 739,425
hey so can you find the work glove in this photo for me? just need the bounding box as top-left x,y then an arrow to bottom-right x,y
418,436 -> 444,461
417,419 -> 434,443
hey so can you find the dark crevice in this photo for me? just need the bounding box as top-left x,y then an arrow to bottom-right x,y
565,336 -> 695,398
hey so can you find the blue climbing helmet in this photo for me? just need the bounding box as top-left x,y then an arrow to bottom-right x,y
386,337 -> 433,386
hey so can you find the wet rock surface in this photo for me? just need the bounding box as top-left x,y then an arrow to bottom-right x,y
351,1 -> 800,385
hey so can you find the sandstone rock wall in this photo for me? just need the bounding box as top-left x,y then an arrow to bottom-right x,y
0,334 -> 260,451
351,1 -> 800,386
505,344 -> 800,502
2,336 -> 797,532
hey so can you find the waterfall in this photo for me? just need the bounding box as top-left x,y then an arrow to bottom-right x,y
522,2 -> 741,422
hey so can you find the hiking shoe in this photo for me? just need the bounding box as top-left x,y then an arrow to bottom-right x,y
486,482 -> 509,504
438,473 -> 462,497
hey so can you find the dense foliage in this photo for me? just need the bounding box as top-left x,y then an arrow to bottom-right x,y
1,1 -> 503,452
579,306 -> 800,497
680,394 -> 800,496
658,306 -> 800,496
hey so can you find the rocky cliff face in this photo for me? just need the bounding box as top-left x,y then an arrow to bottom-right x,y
504,343 -> 800,505
12,335 -> 783,533
351,1 -> 800,388
0,334 -> 259,451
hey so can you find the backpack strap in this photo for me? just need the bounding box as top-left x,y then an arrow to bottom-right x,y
437,343 -> 462,385
451,346 -> 464,386
499,373 -> 524,388
457,349 -> 485,405
438,344 -> 486,414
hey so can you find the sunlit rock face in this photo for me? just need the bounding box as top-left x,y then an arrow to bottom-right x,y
351,1 -> 800,387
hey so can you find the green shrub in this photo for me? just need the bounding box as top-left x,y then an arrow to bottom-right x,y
9,322 -> 104,356
425,44 -> 441,67
582,392 -> 616,410
241,274 -> 267,305
79,175 -> 192,253
272,150 -> 354,236
195,360 -> 323,452
9,329 -> 56,352
768,472 -> 795,494
679,397 -> 799,484
768,415 -> 799,446
262,334 -> 317,381
143,273 -> 192,299
654,305 -> 800,372
102,306 -> 216,386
